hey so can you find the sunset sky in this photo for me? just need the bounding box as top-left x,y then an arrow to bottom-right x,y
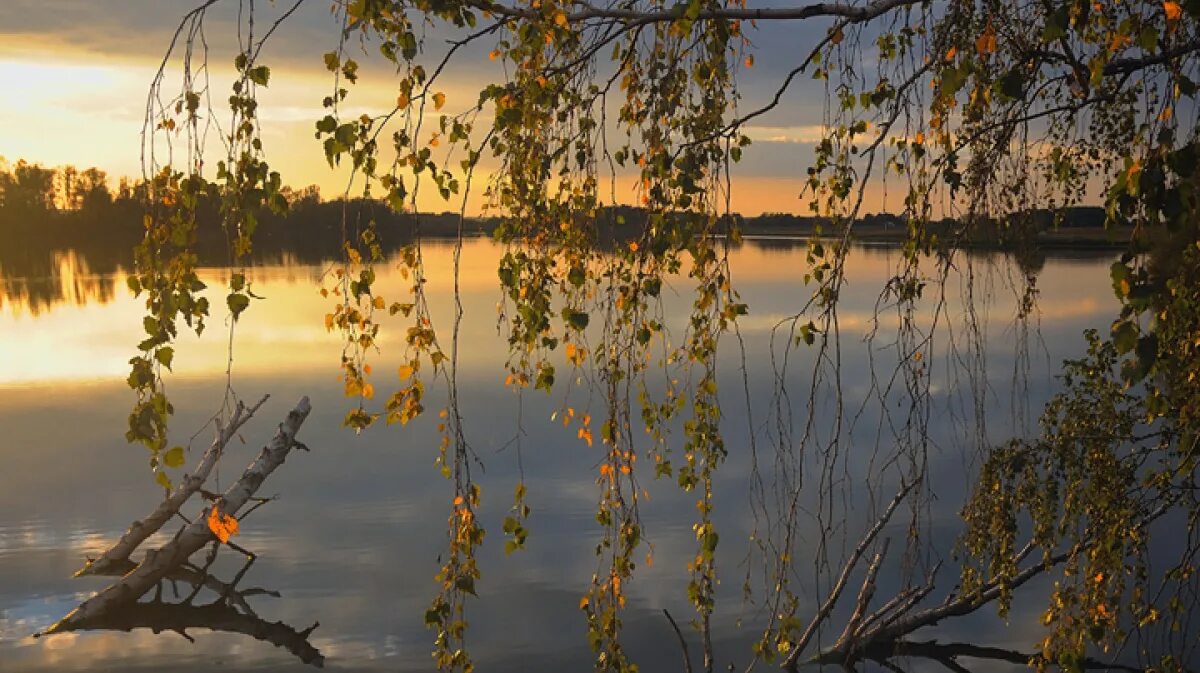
0,0 -> 922,215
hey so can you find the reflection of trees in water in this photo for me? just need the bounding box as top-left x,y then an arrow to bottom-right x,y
0,207 -> 433,314
0,250 -> 119,315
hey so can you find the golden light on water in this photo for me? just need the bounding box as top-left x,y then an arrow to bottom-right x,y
0,239 -> 1116,388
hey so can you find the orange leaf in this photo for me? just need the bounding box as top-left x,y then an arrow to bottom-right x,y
207,506 -> 240,544
975,24 -> 996,55
1165,1 -> 1183,20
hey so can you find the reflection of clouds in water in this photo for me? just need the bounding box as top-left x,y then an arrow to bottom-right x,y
0,241 -> 1137,671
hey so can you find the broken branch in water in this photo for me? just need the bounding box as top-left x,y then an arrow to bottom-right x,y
781,478 -> 917,671
76,395 -> 271,577
786,497 -> 1179,670
43,396 -> 312,635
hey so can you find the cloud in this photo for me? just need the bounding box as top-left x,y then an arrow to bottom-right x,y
740,124 -> 828,145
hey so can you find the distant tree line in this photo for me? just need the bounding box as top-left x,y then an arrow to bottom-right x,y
0,158 -> 508,274
0,157 -> 1122,283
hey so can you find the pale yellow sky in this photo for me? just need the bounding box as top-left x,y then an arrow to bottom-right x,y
0,8 -> 908,216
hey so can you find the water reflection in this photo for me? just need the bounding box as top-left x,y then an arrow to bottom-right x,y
0,237 -> 1135,672
0,250 -> 119,316
42,563 -> 324,667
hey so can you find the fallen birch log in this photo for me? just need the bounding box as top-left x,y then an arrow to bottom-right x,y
77,395 -> 270,577
43,396 -> 312,634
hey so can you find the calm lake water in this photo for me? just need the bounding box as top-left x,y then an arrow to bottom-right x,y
0,237 -> 1136,671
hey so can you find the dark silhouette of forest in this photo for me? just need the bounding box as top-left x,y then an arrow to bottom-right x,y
0,158 -> 496,312
0,157 -> 1124,314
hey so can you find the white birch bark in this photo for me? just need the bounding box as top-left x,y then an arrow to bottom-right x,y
45,396 -> 311,633
77,395 -> 270,576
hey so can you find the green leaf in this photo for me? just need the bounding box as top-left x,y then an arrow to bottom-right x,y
997,70 -> 1025,100
155,347 -> 175,370
454,576 -> 477,596
563,309 -> 589,331
227,293 -> 250,318
248,65 -> 271,86
163,446 -> 186,468
1111,320 -> 1138,354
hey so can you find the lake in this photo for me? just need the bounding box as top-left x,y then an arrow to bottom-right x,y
0,237 -> 1134,671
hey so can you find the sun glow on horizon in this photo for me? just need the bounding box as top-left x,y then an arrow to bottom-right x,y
0,36 -> 881,216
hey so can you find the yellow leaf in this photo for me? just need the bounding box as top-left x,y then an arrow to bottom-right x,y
578,596 -> 589,610
1165,1 -> 1183,20
363,383 -> 375,400
399,364 -> 414,380
207,506 -> 240,544
433,92 -> 446,110
914,132 -> 925,145
829,28 -> 844,45
397,92 -> 410,108
554,11 -> 568,27
373,295 -> 385,309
